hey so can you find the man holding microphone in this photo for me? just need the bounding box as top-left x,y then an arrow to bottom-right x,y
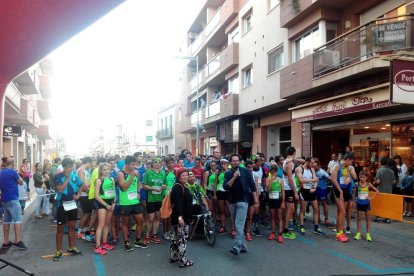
224,154 -> 258,256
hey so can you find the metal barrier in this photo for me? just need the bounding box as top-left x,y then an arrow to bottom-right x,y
369,192 -> 414,224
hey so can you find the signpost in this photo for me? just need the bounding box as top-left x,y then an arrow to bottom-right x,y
391,59 -> 414,104
3,125 -> 22,137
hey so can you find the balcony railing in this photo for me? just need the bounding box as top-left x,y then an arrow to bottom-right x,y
206,100 -> 220,118
313,15 -> 414,78
156,128 -> 173,139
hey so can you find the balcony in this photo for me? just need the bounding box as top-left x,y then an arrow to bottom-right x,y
13,71 -> 39,95
37,125 -> 52,140
220,93 -> 238,118
156,128 -> 173,140
39,75 -> 52,99
190,42 -> 239,93
37,99 -> 52,119
188,0 -> 239,57
314,15 -> 414,79
4,99 -> 35,128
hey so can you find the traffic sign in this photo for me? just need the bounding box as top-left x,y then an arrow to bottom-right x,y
3,125 -> 22,137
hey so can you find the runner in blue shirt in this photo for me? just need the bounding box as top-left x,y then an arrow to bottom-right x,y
314,160 -> 333,226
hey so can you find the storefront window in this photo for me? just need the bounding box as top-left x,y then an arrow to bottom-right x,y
392,124 -> 414,167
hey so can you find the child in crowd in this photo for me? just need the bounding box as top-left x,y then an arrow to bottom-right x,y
354,171 -> 378,242
401,167 -> 414,217
18,180 -> 29,215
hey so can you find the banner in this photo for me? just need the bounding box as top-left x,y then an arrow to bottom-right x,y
391,59 -> 414,104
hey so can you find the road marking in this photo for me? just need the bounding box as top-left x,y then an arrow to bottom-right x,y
93,254 -> 106,276
326,250 -> 414,274
296,236 -> 317,247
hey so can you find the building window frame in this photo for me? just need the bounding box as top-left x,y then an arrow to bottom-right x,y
292,26 -> 321,62
268,0 -> 280,12
242,10 -> 253,35
268,44 -> 284,75
242,66 -> 253,88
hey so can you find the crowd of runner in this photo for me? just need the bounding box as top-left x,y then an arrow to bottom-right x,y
1,147 -> 413,265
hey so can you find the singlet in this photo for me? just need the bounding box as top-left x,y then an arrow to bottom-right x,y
163,171 -> 176,197
337,164 -> 351,189
217,172 -> 225,192
207,172 -> 217,191
316,169 -> 329,190
99,178 -> 116,200
283,160 -> 296,191
356,183 -> 370,205
268,174 -> 282,200
252,167 -> 264,193
77,168 -> 91,197
119,172 -> 139,206
302,167 -> 314,189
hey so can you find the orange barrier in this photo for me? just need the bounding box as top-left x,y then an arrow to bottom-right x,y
369,192 -> 414,224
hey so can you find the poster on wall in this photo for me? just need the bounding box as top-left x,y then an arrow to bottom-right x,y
391,59 -> 414,104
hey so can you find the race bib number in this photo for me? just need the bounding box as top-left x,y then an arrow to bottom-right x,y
152,186 -> 161,195
303,183 -> 314,189
63,200 -> 77,211
192,198 -> 197,205
127,191 -> 138,200
104,189 -> 115,198
340,177 -> 347,185
269,191 -> 280,199
358,192 -> 368,200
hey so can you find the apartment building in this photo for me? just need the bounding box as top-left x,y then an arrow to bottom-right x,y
280,0 -> 414,175
156,104 -> 187,155
3,59 -> 53,166
176,0 -> 291,160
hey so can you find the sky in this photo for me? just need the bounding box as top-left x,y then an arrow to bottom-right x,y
49,0 -> 202,155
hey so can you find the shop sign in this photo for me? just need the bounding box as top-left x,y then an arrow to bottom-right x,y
209,137 -> 218,147
232,119 -> 239,142
391,59 -> 414,105
3,125 -> 22,137
241,142 -> 252,148
292,88 -> 397,123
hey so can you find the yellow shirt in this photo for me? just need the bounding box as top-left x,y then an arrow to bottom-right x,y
88,168 -> 99,199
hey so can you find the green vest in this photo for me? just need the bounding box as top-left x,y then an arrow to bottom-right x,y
99,178 -> 115,200
119,173 -> 139,206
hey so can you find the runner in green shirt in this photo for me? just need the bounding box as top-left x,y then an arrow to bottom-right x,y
142,157 -> 167,245
162,157 -> 176,241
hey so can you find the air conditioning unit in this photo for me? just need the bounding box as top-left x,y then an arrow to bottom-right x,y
188,32 -> 198,39
318,50 -> 340,67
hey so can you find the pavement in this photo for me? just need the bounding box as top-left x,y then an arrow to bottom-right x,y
0,201 -> 414,276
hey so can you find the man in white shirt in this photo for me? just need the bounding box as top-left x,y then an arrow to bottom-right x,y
327,153 -> 339,174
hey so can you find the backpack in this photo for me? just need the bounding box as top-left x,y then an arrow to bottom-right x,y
160,183 -> 184,219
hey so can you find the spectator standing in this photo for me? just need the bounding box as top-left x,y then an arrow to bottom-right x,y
19,158 -> 32,192
394,155 -> 407,193
327,153 -> 339,174
224,154 -> 258,256
373,157 -> 396,223
401,167 -> 414,217
33,163 -> 50,219
0,158 -> 27,250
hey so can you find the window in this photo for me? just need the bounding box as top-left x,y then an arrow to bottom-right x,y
293,27 -> 321,62
178,108 -> 182,121
160,119 -> 163,130
279,126 -> 291,155
228,75 -> 239,94
242,67 -> 253,88
169,115 -> 172,128
243,12 -> 253,34
268,45 -> 284,74
228,26 -> 240,44
268,0 -> 279,11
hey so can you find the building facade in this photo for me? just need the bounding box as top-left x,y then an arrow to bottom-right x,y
3,59 -> 53,166
280,0 -> 414,175
156,104 -> 186,155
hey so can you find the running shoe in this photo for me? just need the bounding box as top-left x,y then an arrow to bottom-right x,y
94,246 -> 107,255
336,233 -> 349,243
354,233 -> 361,240
218,227 -> 228,235
67,247 -> 82,255
277,235 -> 284,243
163,232 -> 171,241
345,228 -> 351,235
407,212 -> 412,217
131,224 -> 137,231
262,221 -> 270,229
1,242 -> 12,249
151,234 -> 161,244
53,251 -> 63,261
82,234 -> 95,243
282,232 -> 297,240
253,227 -> 262,237
110,238 -> 119,245
143,236 -> 151,245
300,227 -> 306,235
101,243 -> 114,251
124,241 -> 134,252
245,232 -> 253,241
134,239 -> 149,249
268,232 -> 276,240
13,241 -> 27,250
313,228 -> 325,236
366,233 -> 372,242
383,219 -> 391,224
231,229 -> 236,239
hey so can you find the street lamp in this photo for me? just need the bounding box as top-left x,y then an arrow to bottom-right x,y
176,55 -> 200,156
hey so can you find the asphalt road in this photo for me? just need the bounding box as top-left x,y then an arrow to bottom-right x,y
1,202 -> 414,276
